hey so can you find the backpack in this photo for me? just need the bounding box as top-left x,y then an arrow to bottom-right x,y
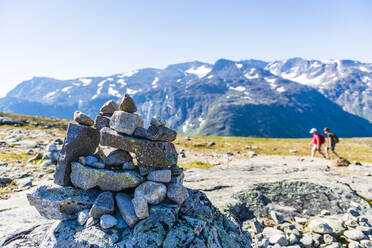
333,134 -> 339,143
319,134 -> 326,145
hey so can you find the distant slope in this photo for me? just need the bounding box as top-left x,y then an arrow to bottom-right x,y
1,58 -> 372,138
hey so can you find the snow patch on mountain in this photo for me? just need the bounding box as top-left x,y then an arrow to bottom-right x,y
79,78 -> 92,86
185,65 -> 212,78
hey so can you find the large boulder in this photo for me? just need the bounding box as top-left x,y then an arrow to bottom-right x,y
100,127 -> 178,168
27,185 -> 99,220
110,111 -> 143,135
54,123 -> 100,186
70,162 -> 143,191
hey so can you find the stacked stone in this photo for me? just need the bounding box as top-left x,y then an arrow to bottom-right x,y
26,94 -> 250,247
49,94 -> 188,229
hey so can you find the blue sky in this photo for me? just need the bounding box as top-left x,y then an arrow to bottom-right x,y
0,0 -> 371,97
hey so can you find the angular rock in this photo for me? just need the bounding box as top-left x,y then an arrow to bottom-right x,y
170,172 -> 185,184
16,177 -> 32,187
308,218 -> 334,234
100,214 -> 118,229
344,230 -> 366,241
300,233 -> 313,248
269,233 -> 288,246
94,115 -> 110,130
132,197 -> 149,219
167,183 -> 189,205
103,149 -> 132,167
115,193 -> 139,227
133,127 -> 150,139
147,125 -> 177,142
99,100 -> 119,116
77,209 -> 90,226
54,123 -> 100,186
330,157 -> 351,167
85,217 -> 98,228
150,117 -> 166,127
110,111 -> 143,135
89,192 -> 115,218
119,94 -> 137,113
70,162 -> 143,191
27,185 -> 99,220
74,111 -> 94,126
135,181 -> 167,205
270,210 -> 284,224
100,127 -> 178,168
147,169 -> 172,183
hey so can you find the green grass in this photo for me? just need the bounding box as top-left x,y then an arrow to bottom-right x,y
179,161 -> 215,170
175,135 -> 372,163
0,112 -> 69,133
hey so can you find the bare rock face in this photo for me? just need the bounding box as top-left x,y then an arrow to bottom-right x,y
119,94 -> 137,113
74,111 -> 94,126
99,100 -> 119,117
100,127 -> 178,168
54,123 -> 100,186
110,111 -> 143,135
27,185 -> 99,220
70,162 -> 143,191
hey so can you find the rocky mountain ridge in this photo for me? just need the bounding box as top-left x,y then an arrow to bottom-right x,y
1,58 -> 372,137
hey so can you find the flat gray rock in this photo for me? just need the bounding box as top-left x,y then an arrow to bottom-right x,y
100,127 -> 178,168
110,111 -> 143,135
115,193 -> 139,227
54,123 -> 100,186
147,169 -> 171,183
134,181 -> 167,205
70,162 -> 143,191
89,192 -> 115,218
147,125 -> 177,142
27,185 -> 99,220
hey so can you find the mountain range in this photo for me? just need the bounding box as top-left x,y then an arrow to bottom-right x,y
1,58 -> 372,138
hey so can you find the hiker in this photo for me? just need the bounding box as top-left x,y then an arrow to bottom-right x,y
323,127 -> 341,159
309,128 -> 327,158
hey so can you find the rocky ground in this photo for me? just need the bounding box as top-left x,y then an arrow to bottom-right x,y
0,126 -> 372,247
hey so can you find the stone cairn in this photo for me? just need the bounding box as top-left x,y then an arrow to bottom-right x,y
27,94 -> 251,248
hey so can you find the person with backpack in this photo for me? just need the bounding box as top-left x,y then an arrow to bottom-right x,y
309,128 -> 327,158
323,127 -> 341,159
